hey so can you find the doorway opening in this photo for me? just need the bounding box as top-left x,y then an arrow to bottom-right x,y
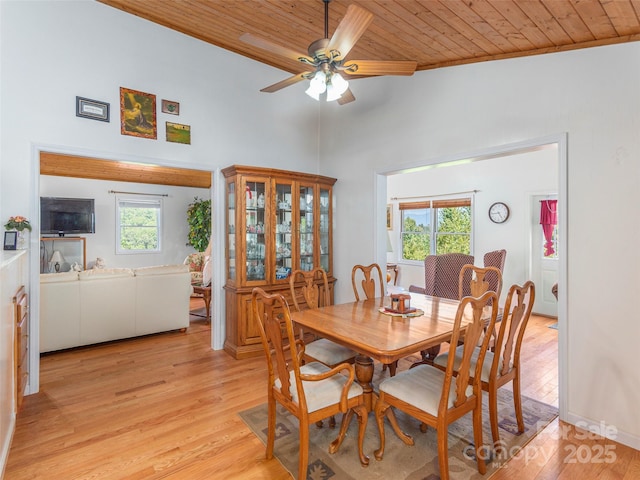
379,134 -> 567,420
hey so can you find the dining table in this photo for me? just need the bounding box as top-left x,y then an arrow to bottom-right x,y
291,291 -> 489,411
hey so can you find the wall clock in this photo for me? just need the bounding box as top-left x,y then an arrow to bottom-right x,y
488,202 -> 510,224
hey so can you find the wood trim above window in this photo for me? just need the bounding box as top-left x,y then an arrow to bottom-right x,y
399,201 -> 430,210
432,198 -> 471,208
399,198 -> 471,210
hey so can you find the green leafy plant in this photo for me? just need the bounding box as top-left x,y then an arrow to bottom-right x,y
4,216 -> 32,232
187,197 -> 211,252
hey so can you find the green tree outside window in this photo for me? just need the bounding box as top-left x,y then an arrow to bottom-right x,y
117,197 -> 161,253
400,201 -> 471,260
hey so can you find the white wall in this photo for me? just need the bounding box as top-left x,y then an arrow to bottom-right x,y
387,147 -> 558,295
321,44 -> 640,447
39,175 -> 209,269
0,0 -> 320,220
0,1 -> 321,465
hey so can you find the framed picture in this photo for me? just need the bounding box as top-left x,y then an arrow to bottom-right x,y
76,96 -> 110,122
166,122 -> 191,144
4,231 -> 17,250
161,99 -> 180,115
120,87 -> 157,139
386,204 -> 393,230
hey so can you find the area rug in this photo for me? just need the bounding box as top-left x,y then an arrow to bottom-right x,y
239,389 -> 558,480
548,322 -> 558,330
189,307 -> 208,319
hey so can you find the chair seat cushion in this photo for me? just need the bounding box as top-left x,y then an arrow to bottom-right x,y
379,364 -> 472,415
434,347 -> 508,383
304,338 -> 357,367
277,361 -> 363,413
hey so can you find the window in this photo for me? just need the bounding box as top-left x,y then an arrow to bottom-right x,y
399,198 -> 472,261
116,195 -> 162,253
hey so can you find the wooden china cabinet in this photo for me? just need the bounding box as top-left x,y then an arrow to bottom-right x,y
222,165 -> 336,359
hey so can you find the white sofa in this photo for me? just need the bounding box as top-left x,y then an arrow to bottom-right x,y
40,264 -> 192,353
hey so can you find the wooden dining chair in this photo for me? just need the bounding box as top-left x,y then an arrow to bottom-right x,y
434,281 -> 535,451
290,267 -> 359,428
289,267 -> 358,368
373,291 -> 499,480
251,287 -> 369,479
458,264 -> 503,302
351,263 -> 399,375
351,263 -> 385,301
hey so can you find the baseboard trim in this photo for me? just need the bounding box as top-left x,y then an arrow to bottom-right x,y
565,411 -> 640,451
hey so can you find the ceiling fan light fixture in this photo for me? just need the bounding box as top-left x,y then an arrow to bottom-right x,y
305,70 -> 327,100
325,72 -> 348,102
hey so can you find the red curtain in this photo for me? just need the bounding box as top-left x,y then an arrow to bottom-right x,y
540,200 -> 558,256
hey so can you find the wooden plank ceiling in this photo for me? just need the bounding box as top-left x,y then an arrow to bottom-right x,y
40,152 -> 211,189
99,0 -> 640,76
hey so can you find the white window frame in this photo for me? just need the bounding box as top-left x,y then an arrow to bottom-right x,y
399,195 -> 474,264
115,194 -> 163,254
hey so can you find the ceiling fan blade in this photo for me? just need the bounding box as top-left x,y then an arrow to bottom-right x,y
342,59 -> 417,76
327,4 -> 374,61
240,33 -> 314,66
337,88 -> 355,105
260,73 -> 308,93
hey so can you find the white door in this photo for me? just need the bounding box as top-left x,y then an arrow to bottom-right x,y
530,194 -> 558,317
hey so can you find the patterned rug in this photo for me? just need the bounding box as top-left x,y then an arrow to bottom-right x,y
189,307 -> 208,319
240,389 -> 558,480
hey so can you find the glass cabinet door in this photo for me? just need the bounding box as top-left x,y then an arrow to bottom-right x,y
227,180 -> 236,281
299,184 -> 314,271
319,187 -> 331,273
275,181 -> 293,280
245,179 -> 267,282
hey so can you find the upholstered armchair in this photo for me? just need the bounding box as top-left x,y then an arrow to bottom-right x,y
408,253 -> 475,299
184,238 -> 212,286
183,252 -> 206,284
483,249 -> 507,295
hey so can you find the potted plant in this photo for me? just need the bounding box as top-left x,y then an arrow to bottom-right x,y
187,197 -> 211,252
4,215 -> 32,250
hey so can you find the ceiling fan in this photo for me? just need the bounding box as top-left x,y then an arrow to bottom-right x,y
240,0 -> 417,105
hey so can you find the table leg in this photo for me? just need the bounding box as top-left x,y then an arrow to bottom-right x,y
354,355 -> 375,411
203,291 -> 211,323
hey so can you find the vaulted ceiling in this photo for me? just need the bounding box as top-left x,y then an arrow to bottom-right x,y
100,0 -> 640,76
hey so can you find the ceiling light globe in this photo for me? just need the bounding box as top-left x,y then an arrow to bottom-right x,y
325,72 -> 349,101
305,70 -> 327,100
331,72 -> 349,95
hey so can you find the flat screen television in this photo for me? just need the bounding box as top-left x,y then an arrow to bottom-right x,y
40,197 -> 95,235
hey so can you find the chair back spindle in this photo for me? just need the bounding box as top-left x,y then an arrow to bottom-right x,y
443,291 -> 498,409
289,267 -> 330,312
495,281 -> 535,378
351,263 -> 385,301
458,265 -> 503,302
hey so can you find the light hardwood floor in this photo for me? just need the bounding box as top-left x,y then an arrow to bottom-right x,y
5,301 -> 639,479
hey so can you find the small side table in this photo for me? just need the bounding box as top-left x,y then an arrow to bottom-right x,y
191,283 -> 212,322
